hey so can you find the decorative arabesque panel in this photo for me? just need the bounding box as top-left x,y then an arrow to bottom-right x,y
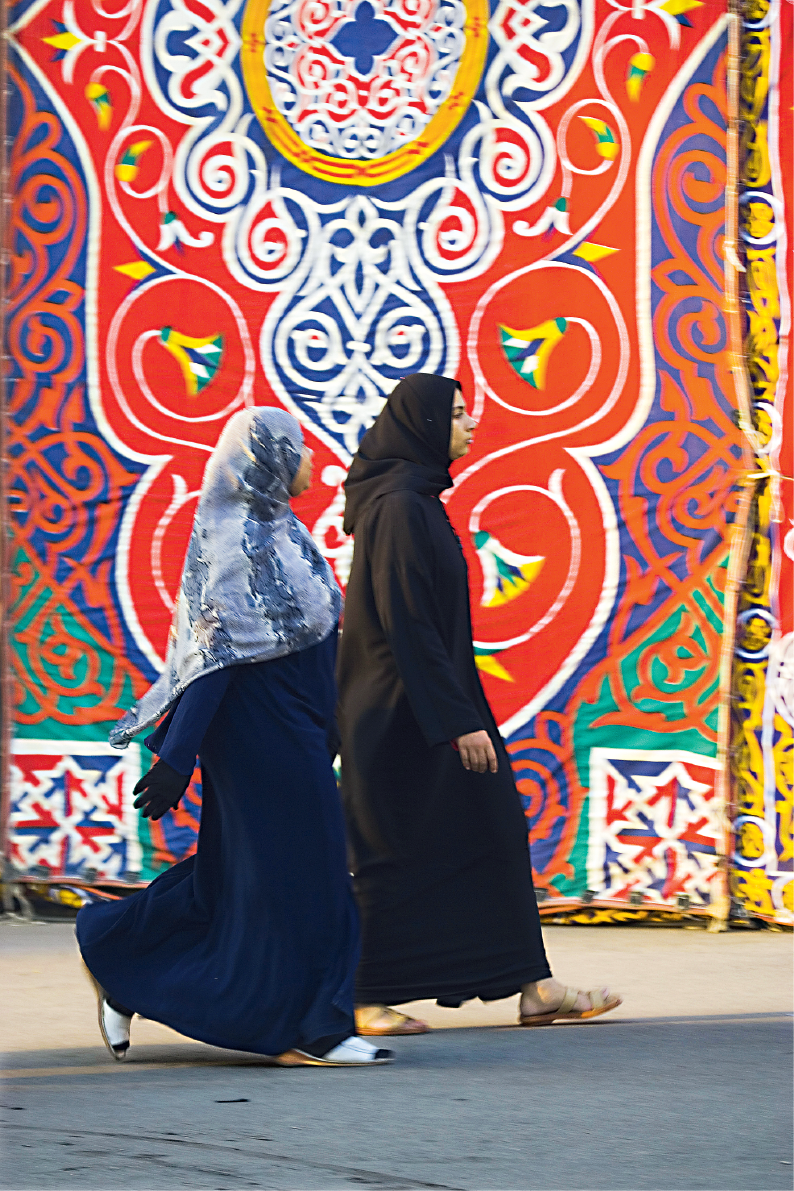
4,0 -> 791,921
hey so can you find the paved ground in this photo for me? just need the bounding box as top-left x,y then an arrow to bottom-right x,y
1,918 -> 792,1191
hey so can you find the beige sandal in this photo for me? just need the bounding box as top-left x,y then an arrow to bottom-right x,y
355,1005 -> 430,1036
519,987 -> 622,1027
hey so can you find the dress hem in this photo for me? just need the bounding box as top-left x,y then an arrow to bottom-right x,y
355,961 -> 553,1007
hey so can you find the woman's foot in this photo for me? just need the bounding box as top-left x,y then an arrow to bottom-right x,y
98,998 -> 132,1059
275,1037 -> 395,1066
519,978 -> 621,1025
83,962 -> 132,1060
355,1005 -> 430,1035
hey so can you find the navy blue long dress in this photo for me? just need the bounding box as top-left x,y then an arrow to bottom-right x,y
76,629 -> 359,1056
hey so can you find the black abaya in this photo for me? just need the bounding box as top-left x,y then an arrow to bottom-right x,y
338,379 -> 551,1006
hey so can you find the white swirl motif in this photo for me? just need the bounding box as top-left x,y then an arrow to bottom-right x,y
261,194 -> 458,457
488,0 -> 585,105
140,0 -> 597,463
144,0 -> 268,222
311,464 -> 355,585
469,470 -> 581,649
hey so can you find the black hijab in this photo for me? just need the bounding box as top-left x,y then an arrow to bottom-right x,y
343,373 -> 458,534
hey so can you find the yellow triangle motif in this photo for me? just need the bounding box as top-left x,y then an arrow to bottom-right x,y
159,326 -> 224,396
626,51 -> 655,102
579,116 -> 620,160
43,30 -> 82,50
474,653 -> 515,683
115,140 -> 153,182
659,0 -> 703,15
573,242 -> 619,264
499,318 -> 567,390
474,531 -> 544,609
85,82 -> 113,130
114,260 -> 156,281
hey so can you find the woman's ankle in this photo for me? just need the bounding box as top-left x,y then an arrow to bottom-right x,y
106,994 -> 134,1018
299,1030 -> 353,1058
520,978 -> 563,1009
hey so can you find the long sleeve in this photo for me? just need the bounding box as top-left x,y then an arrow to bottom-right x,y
144,667 -> 233,776
366,493 -> 484,747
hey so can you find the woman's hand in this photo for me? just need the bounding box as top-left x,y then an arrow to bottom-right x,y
455,730 -> 498,774
133,759 -> 191,820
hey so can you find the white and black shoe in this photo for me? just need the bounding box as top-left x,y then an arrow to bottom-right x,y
275,1036 -> 395,1066
98,998 -> 132,1061
83,964 -> 131,1061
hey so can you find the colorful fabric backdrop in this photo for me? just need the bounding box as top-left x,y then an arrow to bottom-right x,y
4,0 -> 792,922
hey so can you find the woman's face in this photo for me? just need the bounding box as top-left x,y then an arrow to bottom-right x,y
449,387 -> 477,460
289,447 -> 313,497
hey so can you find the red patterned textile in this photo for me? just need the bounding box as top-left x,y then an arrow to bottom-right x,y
4,0 -> 791,918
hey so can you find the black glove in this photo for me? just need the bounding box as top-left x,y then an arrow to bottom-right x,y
133,759 -> 191,821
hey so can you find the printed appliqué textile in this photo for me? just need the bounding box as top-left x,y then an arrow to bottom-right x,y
4,0 -> 792,915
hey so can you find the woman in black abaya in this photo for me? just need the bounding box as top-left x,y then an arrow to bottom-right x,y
338,374 -> 621,1033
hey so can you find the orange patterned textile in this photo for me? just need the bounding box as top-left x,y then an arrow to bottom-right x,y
3,0 -> 792,921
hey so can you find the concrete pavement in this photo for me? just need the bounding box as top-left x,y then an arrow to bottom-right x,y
1,918 -> 792,1190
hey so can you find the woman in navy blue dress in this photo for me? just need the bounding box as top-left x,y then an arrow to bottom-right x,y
76,407 -> 392,1067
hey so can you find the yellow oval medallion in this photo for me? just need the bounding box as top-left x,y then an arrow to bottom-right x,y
241,0 -> 489,186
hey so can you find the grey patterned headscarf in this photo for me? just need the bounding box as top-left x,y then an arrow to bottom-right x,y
110,406 -> 342,748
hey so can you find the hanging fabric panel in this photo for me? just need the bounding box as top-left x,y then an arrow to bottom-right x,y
4,0 -> 791,921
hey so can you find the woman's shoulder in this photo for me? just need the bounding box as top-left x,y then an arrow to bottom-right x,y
377,488 -> 432,509
375,488 -> 445,514
365,489 -> 438,532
